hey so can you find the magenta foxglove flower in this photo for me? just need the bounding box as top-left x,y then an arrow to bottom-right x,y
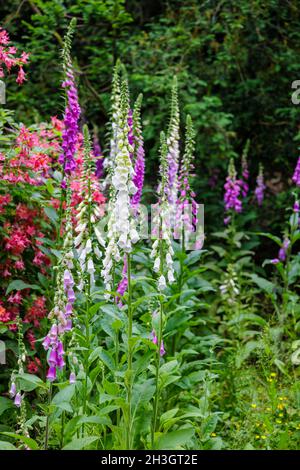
293,201 -> 299,213
160,341 -> 165,357
224,159 -> 242,220
46,366 -> 57,382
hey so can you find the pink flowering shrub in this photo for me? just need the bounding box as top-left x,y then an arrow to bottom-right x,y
0,27 -> 29,84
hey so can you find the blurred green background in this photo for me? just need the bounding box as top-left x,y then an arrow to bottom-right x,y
2,0 -> 300,232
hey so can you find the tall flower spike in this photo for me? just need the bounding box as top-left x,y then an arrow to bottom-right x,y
58,19 -> 81,179
241,139 -> 250,198
254,163 -> 266,206
224,158 -> 242,224
103,61 -> 122,187
75,125 -> 104,288
166,77 -> 180,215
101,79 -> 138,299
175,115 -> 198,245
151,132 -> 175,291
43,185 -> 75,381
131,94 -> 145,209
93,129 -> 104,179
292,156 -> 300,187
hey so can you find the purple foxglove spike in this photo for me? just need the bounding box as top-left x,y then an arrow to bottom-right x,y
60,69 -> 81,176
292,157 -> 300,187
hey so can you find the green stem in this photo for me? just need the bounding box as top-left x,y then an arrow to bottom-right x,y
44,382 -> 53,450
151,295 -> 163,449
60,411 -> 65,449
125,253 -> 133,449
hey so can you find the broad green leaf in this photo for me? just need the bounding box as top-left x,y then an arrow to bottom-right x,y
249,274 -> 276,295
6,280 -> 40,295
0,440 -> 17,450
0,432 -> 39,450
15,373 -> 45,392
62,436 -> 99,450
156,427 -> 194,450
0,397 -> 14,417
52,384 -> 75,405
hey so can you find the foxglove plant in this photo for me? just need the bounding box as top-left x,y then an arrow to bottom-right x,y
254,163 -> 266,206
224,158 -> 242,225
101,79 -> 139,449
101,80 -> 138,298
58,19 -> 81,182
166,78 -> 180,220
75,125 -> 104,288
151,131 -> 175,447
241,140 -> 250,198
44,189 -> 74,382
292,156 -> 300,187
175,115 -> 198,249
103,62 -> 122,188
131,94 -> 145,210
116,94 -> 145,306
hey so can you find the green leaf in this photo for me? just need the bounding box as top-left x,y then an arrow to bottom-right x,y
249,274 -> 276,295
62,436 -> 99,450
156,427 -> 194,450
0,440 -> 17,450
44,206 -> 58,223
160,408 -> 179,425
0,432 -> 39,450
256,232 -> 282,247
52,384 -> 76,405
6,280 -> 41,295
0,397 -> 14,417
15,373 -> 45,392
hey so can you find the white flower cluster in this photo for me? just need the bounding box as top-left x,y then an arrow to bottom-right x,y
101,81 -> 139,298
151,202 -> 175,291
166,78 -> 180,218
103,64 -> 121,189
220,264 -> 240,305
75,200 -> 104,287
75,125 -> 105,288
151,132 -> 175,291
